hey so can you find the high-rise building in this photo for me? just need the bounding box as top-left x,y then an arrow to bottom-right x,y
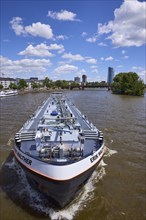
74,77 -> 80,83
82,74 -> 87,85
107,67 -> 114,84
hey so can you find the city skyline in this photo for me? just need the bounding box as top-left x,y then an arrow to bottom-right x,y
1,0 -> 146,83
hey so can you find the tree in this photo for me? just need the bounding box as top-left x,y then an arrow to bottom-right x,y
43,77 -> 51,89
112,72 -> 144,96
31,82 -> 38,89
0,84 -> 3,90
9,83 -> 18,90
18,79 -> 28,90
55,80 -> 69,89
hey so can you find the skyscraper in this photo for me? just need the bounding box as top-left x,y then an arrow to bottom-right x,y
74,77 -> 80,83
82,74 -> 87,85
107,67 -> 114,84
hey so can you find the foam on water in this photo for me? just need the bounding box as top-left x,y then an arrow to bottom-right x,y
5,156 -> 16,168
3,157 -> 106,220
104,146 -> 118,157
49,164 -> 106,220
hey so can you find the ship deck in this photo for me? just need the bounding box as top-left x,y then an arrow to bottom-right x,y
15,92 -> 103,164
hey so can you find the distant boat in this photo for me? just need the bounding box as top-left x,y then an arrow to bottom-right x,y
0,90 -> 18,97
13,92 -> 105,208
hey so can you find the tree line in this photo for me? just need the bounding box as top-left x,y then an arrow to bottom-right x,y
0,72 -> 145,96
0,78 -> 108,90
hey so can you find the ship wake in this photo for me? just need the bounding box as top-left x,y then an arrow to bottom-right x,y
0,151 -> 106,220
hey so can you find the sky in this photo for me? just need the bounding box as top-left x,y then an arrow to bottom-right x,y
1,0 -> 146,83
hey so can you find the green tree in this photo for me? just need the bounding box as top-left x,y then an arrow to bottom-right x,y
31,82 -> 38,89
9,83 -> 18,90
55,80 -> 69,89
43,77 -> 51,89
0,84 -> 3,90
112,72 -> 144,96
55,80 -> 62,88
18,79 -> 28,90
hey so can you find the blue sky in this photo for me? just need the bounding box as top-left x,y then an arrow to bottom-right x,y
1,0 -> 146,82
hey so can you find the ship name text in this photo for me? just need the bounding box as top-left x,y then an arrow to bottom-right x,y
15,149 -> 32,165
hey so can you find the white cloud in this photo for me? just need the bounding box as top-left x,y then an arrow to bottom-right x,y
82,32 -> 87,37
132,66 -> 143,71
62,53 -> 84,61
56,35 -> 68,40
10,17 -> 53,39
62,52 -> 97,65
18,43 -> 64,57
86,58 -> 97,64
54,64 -> 78,74
90,65 -> 98,69
47,10 -> 81,22
0,56 -> 52,76
131,66 -> 146,83
101,56 -> 114,61
10,17 -> 25,35
97,0 -> 146,47
98,42 -> 107,46
105,56 -> 114,61
25,23 -> 53,39
117,65 -> 123,68
138,70 -> 146,83
48,43 -> 65,53
86,36 -> 97,43
18,43 -> 54,57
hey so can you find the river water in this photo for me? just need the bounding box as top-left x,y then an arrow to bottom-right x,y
0,90 -> 145,220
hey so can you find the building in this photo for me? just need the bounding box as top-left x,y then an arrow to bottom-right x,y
0,77 -> 16,89
26,77 -> 43,89
29,77 -> 38,82
82,75 -> 87,85
107,67 -> 114,84
74,77 -> 80,83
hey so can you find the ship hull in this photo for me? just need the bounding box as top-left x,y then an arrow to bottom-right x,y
15,154 -> 103,208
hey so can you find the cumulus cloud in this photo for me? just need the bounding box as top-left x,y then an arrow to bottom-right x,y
10,17 -> 53,39
86,36 -> 97,43
131,66 -> 146,83
117,65 -> 123,68
0,56 -> 52,75
48,43 -> 65,53
56,35 -> 68,40
10,17 -> 25,35
18,43 -> 65,57
98,42 -> 107,46
62,53 -> 84,61
47,10 -> 81,22
86,58 -> 97,64
97,0 -> 146,47
62,52 -> 97,65
54,64 -> 78,74
100,56 -> 114,61
90,65 -> 98,69
138,70 -> 146,83
18,43 -> 54,57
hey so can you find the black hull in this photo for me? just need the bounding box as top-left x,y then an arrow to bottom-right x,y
15,157 -> 103,208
